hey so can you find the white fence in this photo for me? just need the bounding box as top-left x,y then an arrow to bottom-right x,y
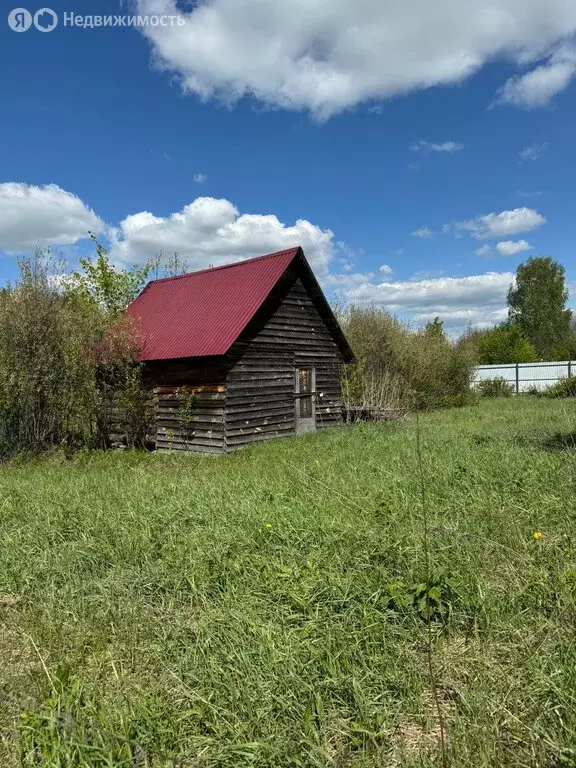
473,361 -> 576,393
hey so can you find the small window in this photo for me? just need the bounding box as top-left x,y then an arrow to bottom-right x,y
298,368 -> 312,394
297,368 -> 313,418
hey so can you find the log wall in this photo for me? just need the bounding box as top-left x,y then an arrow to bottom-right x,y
224,276 -> 343,450
154,385 -> 226,454
143,360 -> 227,453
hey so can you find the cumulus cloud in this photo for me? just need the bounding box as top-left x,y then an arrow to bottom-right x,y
0,182 -> 533,334
0,184 -> 336,284
193,173 -> 208,183
410,140 -> 464,153
343,271 -> 515,330
136,0 -> 576,117
324,271 -> 375,289
110,196 -> 335,275
496,45 -> 576,108
411,226 -> 434,238
519,143 -> 548,161
495,239 -> 531,255
0,183 -> 104,252
452,207 -> 546,239
476,244 -> 492,257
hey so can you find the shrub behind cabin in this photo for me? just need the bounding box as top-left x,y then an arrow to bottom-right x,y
340,307 -> 475,411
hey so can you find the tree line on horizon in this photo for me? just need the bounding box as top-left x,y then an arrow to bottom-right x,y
339,255 -> 575,413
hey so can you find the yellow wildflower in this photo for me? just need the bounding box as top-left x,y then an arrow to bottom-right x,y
533,531 -> 543,540
265,523 -> 272,530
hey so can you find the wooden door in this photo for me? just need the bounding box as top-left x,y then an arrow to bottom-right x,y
294,367 -> 316,433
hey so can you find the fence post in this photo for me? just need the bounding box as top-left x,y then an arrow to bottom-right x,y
515,363 -> 519,395
569,360 -> 572,378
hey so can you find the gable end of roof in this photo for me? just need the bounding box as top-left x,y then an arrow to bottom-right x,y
127,247 -> 354,363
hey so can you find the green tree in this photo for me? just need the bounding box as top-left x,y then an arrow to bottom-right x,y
476,324 -> 538,364
425,316 -> 445,338
149,251 -> 189,280
67,233 -> 151,315
507,257 -> 572,360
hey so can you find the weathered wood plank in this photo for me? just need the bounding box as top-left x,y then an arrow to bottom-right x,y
157,433 -> 225,444
226,415 -> 294,434
226,427 -> 294,446
227,371 -> 293,381
156,394 -> 225,404
153,385 -> 225,394
226,406 -> 294,421
155,408 -> 225,419
155,409 -> 224,419
225,389 -> 293,401
156,441 -> 225,454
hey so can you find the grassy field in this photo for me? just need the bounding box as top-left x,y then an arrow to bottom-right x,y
1,397 -> 576,767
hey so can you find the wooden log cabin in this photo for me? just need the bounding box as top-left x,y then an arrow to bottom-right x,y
127,247 -> 355,453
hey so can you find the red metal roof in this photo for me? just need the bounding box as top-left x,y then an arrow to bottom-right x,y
127,247 -> 301,361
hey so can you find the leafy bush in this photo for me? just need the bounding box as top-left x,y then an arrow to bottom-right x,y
476,377 -> 515,398
543,375 -> 576,398
471,323 -> 538,365
0,255 -> 100,454
340,306 -> 475,411
0,245 -> 150,458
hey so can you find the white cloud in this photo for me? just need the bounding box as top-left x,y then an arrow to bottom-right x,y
0,183 -> 339,293
0,183 -> 104,252
136,0 -> 576,118
110,196 -> 335,275
410,140 -> 464,153
324,271 -> 375,288
411,226 -> 434,238
453,207 -> 546,239
519,143 -> 548,161
517,190 -> 543,198
496,45 -> 576,108
0,181 -> 527,335
495,239 -> 531,255
344,271 -> 515,331
193,173 -> 208,183
476,244 -> 492,257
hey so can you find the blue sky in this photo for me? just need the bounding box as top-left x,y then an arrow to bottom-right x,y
1,0 -> 576,332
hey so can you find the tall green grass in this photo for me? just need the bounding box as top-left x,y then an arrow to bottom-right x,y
1,398 -> 576,766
